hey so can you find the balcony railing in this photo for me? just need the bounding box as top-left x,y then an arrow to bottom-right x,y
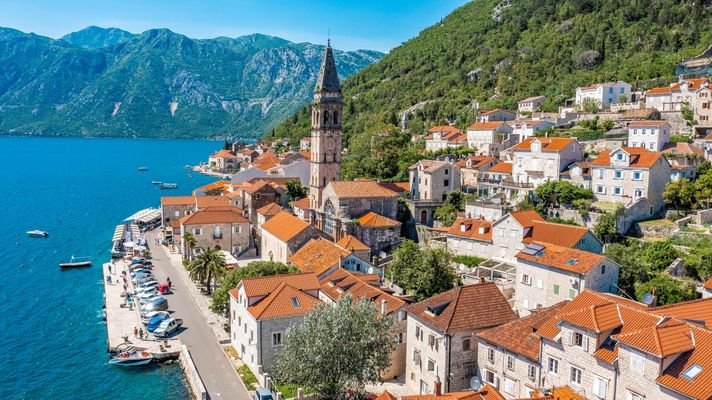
213,233 -> 223,239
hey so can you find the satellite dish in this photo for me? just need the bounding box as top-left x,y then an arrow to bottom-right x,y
470,376 -> 482,390
642,293 -> 655,305
367,266 -> 374,274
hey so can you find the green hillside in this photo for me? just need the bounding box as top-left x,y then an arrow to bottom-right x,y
268,0 -> 712,180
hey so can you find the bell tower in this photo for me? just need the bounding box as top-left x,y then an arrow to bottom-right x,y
309,40 -> 342,210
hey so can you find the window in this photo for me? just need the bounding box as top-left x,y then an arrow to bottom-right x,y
615,153 -> 624,161
487,348 -> 495,363
234,225 -> 241,233
597,169 -> 604,178
620,87 -> 625,94
462,338 -> 471,351
464,362 -> 477,378
633,171 -> 642,180
507,355 -> 515,371
682,364 -> 703,380
444,179 -> 449,186
601,264 -> 606,274
649,143 -> 654,150
503,377 -> 515,395
415,325 -> 423,341
592,375 -> 608,398
484,370 -> 495,384
528,365 -> 536,381
569,288 -> 576,299
412,349 -> 421,365
444,168 -> 449,175
596,185 -> 605,194
174,210 -> 180,217
614,170 -> 623,179
272,332 -> 282,346
548,357 -> 559,374
521,274 -> 532,285
570,366 -> 582,386
192,228 -> 202,235
627,391 -> 643,400
291,297 -> 301,307
634,188 -> 643,198
536,279 -> 543,289
553,284 -> 560,295
573,332 -> 583,347
613,186 -> 623,196
630,352 -> 645,374
427,358 -> 436,372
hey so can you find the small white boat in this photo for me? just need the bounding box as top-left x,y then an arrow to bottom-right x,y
27,230 -> 49,238
151,181 -> 162,185
59,256 -> 92,269
108,351 -> 153,367
159,183 -> 178,189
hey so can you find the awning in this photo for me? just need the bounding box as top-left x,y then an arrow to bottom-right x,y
125,208 -> 161,224
112,225 -> 125,241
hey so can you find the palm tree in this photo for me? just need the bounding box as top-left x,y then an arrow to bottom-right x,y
187,247 -> 227,294
183,231 -> 197,261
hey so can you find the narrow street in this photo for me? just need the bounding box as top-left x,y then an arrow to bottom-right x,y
146,231 -> 250,400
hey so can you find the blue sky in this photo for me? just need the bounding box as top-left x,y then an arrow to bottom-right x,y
0,0 -> 469,52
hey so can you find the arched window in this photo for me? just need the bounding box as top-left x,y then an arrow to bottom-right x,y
333,110 -> 339,124
324,200 -> 335,236
323,110 -> 330,125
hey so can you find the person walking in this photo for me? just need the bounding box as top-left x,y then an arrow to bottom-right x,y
139,328 -> 144,340
166,277 -> 171,289
134,326 -> 138,337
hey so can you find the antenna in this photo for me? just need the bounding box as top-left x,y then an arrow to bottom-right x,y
642,292 -> 655,306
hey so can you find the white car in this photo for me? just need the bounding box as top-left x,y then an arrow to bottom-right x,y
130,269 -> 152,278
141,311 -> 170,325
132,274 -> 155,285
136,287 -> 158,296
138,294 -> 163,304
153,318 -> 183,338
137,280 -> 159,290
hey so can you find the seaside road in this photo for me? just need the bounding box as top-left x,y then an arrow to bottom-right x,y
148,237 -> 250,400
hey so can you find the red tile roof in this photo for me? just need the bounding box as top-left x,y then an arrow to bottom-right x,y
407,283 -> 517,333
288,238 -> 350,276
319,268 -> 406,316
261,211 -> 312,242
358,211 -> 400,227
180,206 -> 247,225
256,202 -> 282,217
195,195 -> 231,208
247,282 -> 322,320
401,385 -> 504,400
336,234 -> 370,252
193,180 -> 233,194
447,218 -> 493,242
590,147 -> 665,169
705,276 -> 712,290
329,181 -> 399,199
478,302 -> 568,362
292,197 -> 311,210
457,155 -> 497,170
240,272 -> 319,298
512,137 -> 576,152
628,120 -> 670,127
523,221 -> 593,248
515,241 -> 606,274
615,319 -> 695,357
649,297 -> 712,329
161,196 -> 197,206
487,162 -> 513,173
211,149 -> 237,158
467,121 -> 507,130
509,210 -> 545,228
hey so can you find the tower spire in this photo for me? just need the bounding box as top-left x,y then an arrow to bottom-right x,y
315,40 -> 340,93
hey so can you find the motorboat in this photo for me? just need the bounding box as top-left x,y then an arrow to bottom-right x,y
137,167 -> 149,172
159,183 -> 178,189
27,230 -> 49,238
108,351 -> 153,367
151,181 -> 162,185
59,256 -> 92,269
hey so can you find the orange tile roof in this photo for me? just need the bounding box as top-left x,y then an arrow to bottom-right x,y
402,385 -> 504,400
646,86 -> 672,95
319,268 -> 406,316
378,181 -> 410,193
240,272 -> 319,298
428,125 -> 462,135
649,297 -> 712,329
292,197 -> 311,210
288,238 -> 350,276
479,108 -> 510,116
257,202 -> 282,216
358,211 -> 400,227
180,206 -> 247,225
662,142 -> 704,157
467,121 -> 507,130
329,181 -> 399,199
457,155 -> 496,170
376,391 -> 397,400
247,282 -> 322,320
245,180 -> 276,194
705,277 -> 712,290
161,196 -> 197,206
615,319 -> 694,357
512,137 -> 576,152
195,195 -> 231,208
336,234 -> 370,252
478,302 -> 568,362
194,180 -> 232,194
657,324 -> 712,399
515,242 -> 606,274
447,218 -> 493,242
628,120 -> 669,127
508,210 -> 545,228
261,211 -> 312,242
487,162 -> 512,173
211,149 -> 237,158
407,282 -> 517,333
524,221 -> 593,248
253,152 -> 280,171
299,151 -> 311,160
558,301 -> 622,333
590,147 -> 665,169
520,386 -> 585,400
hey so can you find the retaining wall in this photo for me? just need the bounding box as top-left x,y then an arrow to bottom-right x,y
180,345 -> 208,400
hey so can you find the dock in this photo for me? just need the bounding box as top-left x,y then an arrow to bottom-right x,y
102,259 -> 181,360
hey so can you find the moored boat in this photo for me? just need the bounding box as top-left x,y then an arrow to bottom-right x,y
27,230 -> 49,238
159,183 -> 178,189
137,167 -> 149,172
59,256 -> 92,269
108,351 -> 153,367
151,180 -> 162,185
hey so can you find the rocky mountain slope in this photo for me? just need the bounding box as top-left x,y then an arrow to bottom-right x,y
0,27 -> 382,138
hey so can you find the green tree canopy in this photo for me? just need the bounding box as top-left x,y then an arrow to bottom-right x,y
635,275 -> 696,306
204,187 -> 225,196
272,296 -> 394,400
389,240 -> 458,301
211,261 -> 297,316
664,178 -> 695,211
187,247 -> 227,294
535,180 -> 593,209
643,241 -> 679,272
285,180 -> 308,202
593,212 -> 617,243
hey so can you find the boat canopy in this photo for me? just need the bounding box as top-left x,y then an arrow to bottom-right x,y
124,208 -> 161,224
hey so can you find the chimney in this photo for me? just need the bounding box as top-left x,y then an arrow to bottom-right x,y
650,287 -> 658,308
381,299 -> 388,316
433,377 -> 442,396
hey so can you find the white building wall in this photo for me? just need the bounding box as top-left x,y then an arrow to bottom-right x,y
405,317 -> 448,395
477,341 -> 541,399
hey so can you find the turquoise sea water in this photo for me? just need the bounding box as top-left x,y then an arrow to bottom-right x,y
0,137 -> 220,399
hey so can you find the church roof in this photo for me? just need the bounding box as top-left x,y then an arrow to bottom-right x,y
315,42 -> 341,93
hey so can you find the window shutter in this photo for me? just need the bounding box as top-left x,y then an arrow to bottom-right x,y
567,331 -> 573,345
583,336 -> 589,351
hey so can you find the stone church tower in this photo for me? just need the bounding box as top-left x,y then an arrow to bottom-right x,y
309,41 -> 342,210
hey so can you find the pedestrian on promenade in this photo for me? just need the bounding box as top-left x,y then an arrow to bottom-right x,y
167,277 -> 171,288
139,328 -> 144,340
108,264 -> 112,274
134,327 -> 138,337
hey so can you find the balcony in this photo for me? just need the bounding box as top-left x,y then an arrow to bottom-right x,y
213,233 -> 223,239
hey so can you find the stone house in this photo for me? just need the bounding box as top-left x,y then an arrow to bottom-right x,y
407,159 -> 462,226
645,77 -> 709,112
229,273 -> 321,376
288,237 -> 375,279
510,137 -> 585,191
291,197 -> 311,222
353,211 -> 401,256
318,268 -> 410,380
514,241 -> 620,315
476,302 -> 567,399
179,206 -> 251,257
518,96 -> 547,113
627,120 -> 671,151
560,161 -> 592,190
466,122 -> 513,156
242,180 -> 283,223
260,211 -> 319,263
456,155 -> 498,190
209,149 -> 240,173
695,85 -> 712,134
160,195 -> 231,227
475,162 -> 519,201
477,109 -> 516,123
424,125 -> 467,152
590,147 -> 672,216
536,290 -> 712,400
507,120 -> 555,140
405,283 -> 517,394
662,142 -> 704,181
575,81 -> 631,111
256,202 -> 282,227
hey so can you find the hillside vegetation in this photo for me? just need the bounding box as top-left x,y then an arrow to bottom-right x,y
268,0 -> 712,180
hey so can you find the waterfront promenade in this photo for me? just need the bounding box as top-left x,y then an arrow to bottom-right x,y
146,230 -> 250,400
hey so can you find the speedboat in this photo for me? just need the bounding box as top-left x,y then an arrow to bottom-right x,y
137,167 -> 149,172
151,181 -> 162,185
27,230 -> 48,238
108,351 -> 153,367
59,256 -> 92,269
159,183 -> 178,189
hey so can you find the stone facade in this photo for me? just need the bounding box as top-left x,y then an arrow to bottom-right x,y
511,138 -> 585,188
477,341 -> 540,399
260,225 -> 318,264
576,81 -> 631,110
181,220 -> 251,257
409,160 -> 461,202
627,121 -> 671,152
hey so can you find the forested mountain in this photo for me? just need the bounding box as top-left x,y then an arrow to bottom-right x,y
268,0 -> 712,181
0,27 -> 382,138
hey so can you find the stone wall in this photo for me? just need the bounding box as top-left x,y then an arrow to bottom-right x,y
694,208 -> 712,224
660,111 -> 688,133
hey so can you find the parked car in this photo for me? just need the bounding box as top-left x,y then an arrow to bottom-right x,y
141,298 -> 168,312
146,314 -> 170,332
130,258 -> 145,265
134,275 -> 155,285
136,285 -> 158,294
130,268 -> 151,278
153,318 -> 183,338
136,290 -> 159,300
157,282 -> 171,294
137,280 -> 159,290
138,294 -> 163,305
254,388 -> 274,400
141,310 -> 169,325
129,264 -> 151,271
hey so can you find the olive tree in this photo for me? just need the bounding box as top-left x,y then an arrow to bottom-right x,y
272,296 -> 394,400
